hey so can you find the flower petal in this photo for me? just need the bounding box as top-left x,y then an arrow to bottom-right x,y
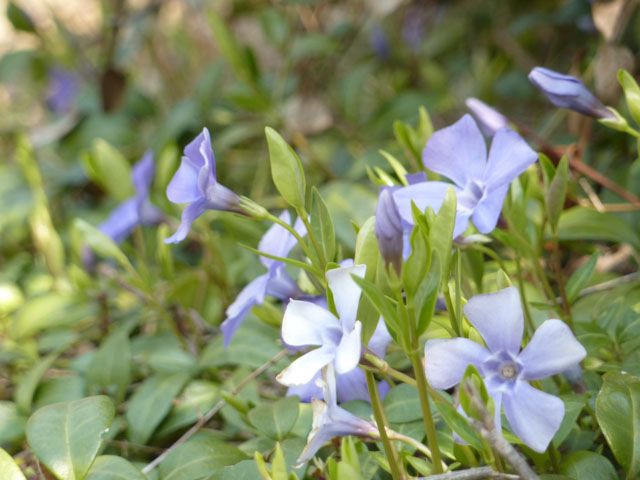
98,199 -> 139,244
503,381 -> 564,452
166,157 -> 201,204
518,319 -> 586,381
422,114 -> 486,187
131,150 -> 155,197
277,346 -> 335,386
287,372 -> 323,402
164,198 -> 207,244
220,274 -> 270,347
184,128 -> 214,174
472,184 -> 509,234
326,264 -> 366,331
452,210 -> 472,238
463,286 -> 524,354
465,98 -> 509,137
368,318 -> 392,358
281,300 -> 340,347
258,211 -> 305,268
483,128 -> 537,189
335,368 -> 370,403
425,338 -> 490,390
392,181 -> 453,225
334,321 -> 362,374
206,182 -> 241,212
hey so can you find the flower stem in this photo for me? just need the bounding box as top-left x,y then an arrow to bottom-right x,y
410,349 -> 444,473
363,353 -> 417,387
387,430 -> 448,471
297,207 -> 327,268
365,370 -> 406,480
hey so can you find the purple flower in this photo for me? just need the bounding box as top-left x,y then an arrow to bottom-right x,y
296,364 -> 379,466
370,24 -> 390,60
277,264 -> 366,386
425,287 -> 586,452
375,188 -> 404,273
288,318 -> 392,403
46,68 -> 79,115
165,128 -> 241,244
465,98 -> 509,137
528,67 -> 614,119
393,115 -> 538,238
98,151 -> 163,243
221,211 -> 306,346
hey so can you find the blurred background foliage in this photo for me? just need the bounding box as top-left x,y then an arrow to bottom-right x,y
2,0 -> 640,478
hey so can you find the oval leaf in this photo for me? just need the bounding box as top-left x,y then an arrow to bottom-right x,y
265,127 -> 306,210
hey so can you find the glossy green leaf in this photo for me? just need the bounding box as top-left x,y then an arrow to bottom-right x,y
0,448 -> 26,480
429,188 -> 457,284
86,329 -> 132,402
248,395 -> 299,440
596,372 -> 640,479
557,207 -> 640,249
126,373 -> 190,444
310,187 -> 336,263
566,253 -> 598,303
0,401 -> 27,445
6,2 -> 35,33
618,69 -> 640,127
73,219 -> 135,274
265,127 -> 306,210
14,352 -> 59,414
26,396 -> 115,480
82,139 -> 134,201
546,155 -> 568,233
85,455 -> 146,480
383,384 -> 421,423
559,451 -> 617,480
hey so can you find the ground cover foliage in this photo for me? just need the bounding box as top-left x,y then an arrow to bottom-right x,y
2,1 -> 640,479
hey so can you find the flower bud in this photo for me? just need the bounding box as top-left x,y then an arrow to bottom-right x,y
528,67 -> 614,119
375,188 -> 403,273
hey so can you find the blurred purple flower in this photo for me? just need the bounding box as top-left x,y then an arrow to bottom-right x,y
296,364 -> 379,466
370,24 -> 390,59
393,115 -> 537,238
165,128 -> 241,244
46,68 -> 79,115
465,98 -> 509,137
98,151 -> 163,243
221,211 -> 306,346
288,318 -> 392,403
528,67 -> 614,119
375,187 -> 404,273
402,8 -> 426,52
425,286 -> 586,452
277,264 -> 366,386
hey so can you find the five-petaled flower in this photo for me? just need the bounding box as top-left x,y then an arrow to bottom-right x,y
98,150 -> 164,243
393,114 -> 538,238
277,263 -> 366,386
296,364 -> 379,466
425,286 -> 586,452
165,128 -> 241,244
528,67 -> 614,119
221,211 -> 307,346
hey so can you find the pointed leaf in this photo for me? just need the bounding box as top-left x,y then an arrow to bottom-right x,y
265,128 -> 306,210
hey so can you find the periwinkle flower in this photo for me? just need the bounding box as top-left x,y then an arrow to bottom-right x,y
296,364 -> 379,466
528,67 -> 614,119
288,318 -> 392,403
165,128 -> 241,244
221,211 -> 306,346
46,68 -> 79,115
375,187 -> 404,273
393,115 -> 538,238
98,151 -> 163,243
465,98 -> 509,137
425,286 -> 586,452
277,264 -> 366,386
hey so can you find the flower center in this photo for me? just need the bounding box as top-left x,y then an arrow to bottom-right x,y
458,180 -> 485,212
499,361 -> 519,380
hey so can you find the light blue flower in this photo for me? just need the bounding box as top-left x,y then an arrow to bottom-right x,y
465,98 -> 509,137
425,286 -> 586,452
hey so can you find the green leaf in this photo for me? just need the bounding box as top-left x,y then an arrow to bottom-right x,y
73,219 -> 135,274
310,188 -> 336,262
0,447 -> 26,480
546,155 -> 569,233
351,275 -> 402,348
6,2 -> 35,33
596,372 -> 640,479
270,443 -> 288,480
126,373 -> 190,444
85,455 -> 146,480
0,401 -> 27,445
265,127 -> 306,210
26,396 -> 115,480
82,139 -> 134,201
432,394 -> 483,450
248,395 -> 299,440
403,225 -> 429,296
559,451 -> 617,480
557,207 -> 640,249
86,329 -> 132,402
159,431 -> 247,480
14,352 -> 59,414
429,188 -> 457,284
566,253 -> 598,303
208,10 -> 257,86
618,69 -> 640,127
383,384 -> 421,423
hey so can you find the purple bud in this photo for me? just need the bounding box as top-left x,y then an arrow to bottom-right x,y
465,98 -> 509,136
375,188 -> 403,273
528,67 -> 614,119
46,68 -> 80,115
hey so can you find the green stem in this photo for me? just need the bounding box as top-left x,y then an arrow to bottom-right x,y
455,249 -> 463,336
551,235 -> 574,328
365,371 -> 406,480
515,260 -> 535,336
363,353 -> 417,387
410,349 -> 444,473
444,288 -> 461,337
387,430 -> 447,471
297,208 -> 327,267
266,212 -> 316,264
